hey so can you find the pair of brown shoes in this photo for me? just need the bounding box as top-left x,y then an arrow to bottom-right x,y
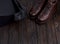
29,0 -> 57,24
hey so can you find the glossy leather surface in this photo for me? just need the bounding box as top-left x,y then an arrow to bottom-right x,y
28,0 -> 57,24
36,0 -> 57,24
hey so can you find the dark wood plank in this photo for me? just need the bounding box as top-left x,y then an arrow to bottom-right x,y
8,23 -> 19,44
18,19 -> 28,44
53,15 -> 60,44
36,23 -> 47,44
46,16 -> 57,44
18,18 -> 37,44
25,19 -> 37,44
0,25 -> 9,44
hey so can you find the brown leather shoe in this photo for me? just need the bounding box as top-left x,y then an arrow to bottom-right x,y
29,0 -> 46,19
35,0 -> 57,24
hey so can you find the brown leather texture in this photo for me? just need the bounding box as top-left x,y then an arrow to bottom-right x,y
17,0 -> 57,24
29,0 -> 46,16
29,0 -> 57,24
36,0 -> 57,24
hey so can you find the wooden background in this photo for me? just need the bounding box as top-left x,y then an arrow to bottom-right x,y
0,0 -> 60,44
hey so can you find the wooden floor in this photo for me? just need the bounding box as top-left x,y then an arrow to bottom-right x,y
0,1 -> 60,44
